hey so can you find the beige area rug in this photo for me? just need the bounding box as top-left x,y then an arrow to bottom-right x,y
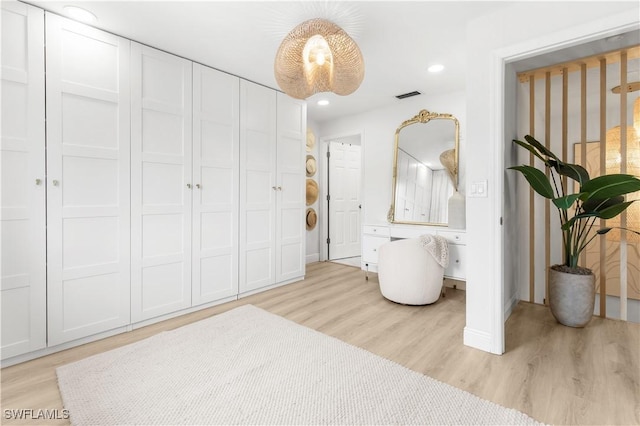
57,305 -> 542,425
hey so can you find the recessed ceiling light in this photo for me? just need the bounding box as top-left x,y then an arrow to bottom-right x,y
428,64 -> 445,73
317,99 -> 330,106
63,6 -> 97,23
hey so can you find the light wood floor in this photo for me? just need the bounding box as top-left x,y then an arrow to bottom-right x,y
2,262 -> 639,425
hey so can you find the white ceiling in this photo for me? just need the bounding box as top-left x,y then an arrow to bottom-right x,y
23,1 -> 638,123
24,0 -> 513,122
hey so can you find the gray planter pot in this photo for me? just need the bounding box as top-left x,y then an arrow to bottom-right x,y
548,266 -> 596,327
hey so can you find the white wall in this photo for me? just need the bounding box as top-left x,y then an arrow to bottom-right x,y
305,119 -> 321,263
318,91 -> 466,227
466,1 -> 639,353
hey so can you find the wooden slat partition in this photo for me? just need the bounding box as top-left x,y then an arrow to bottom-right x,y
529,78 -> 536,303
544,72 -> 551,305
580,64 -> 587,269
599,58 -> 607,318
562,68 -> 568,190
517,45 -> 640,82
620,51 -> 628,320
520,45 -> 639,321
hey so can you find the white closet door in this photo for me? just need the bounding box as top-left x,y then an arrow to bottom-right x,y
1,2 -> 46,359
131,43 -> 192,322
275,93 -> 306,282
192,64 -> 239,306
46,14 -> 131,346
239,81 -> 277,292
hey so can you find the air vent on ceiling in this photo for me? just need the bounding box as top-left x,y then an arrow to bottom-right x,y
395,91 -> 421,99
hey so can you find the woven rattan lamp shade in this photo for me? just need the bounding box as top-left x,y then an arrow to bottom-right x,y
275,18 -> 364,100
439,149 -> 457,191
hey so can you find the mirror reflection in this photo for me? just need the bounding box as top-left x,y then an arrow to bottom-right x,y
388,110 -> 459,225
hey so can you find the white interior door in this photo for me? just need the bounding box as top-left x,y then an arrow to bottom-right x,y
46,14 -> 131,345
192,63 -> 239,306
275,92 -> 306,282
1,2 -> 46,359
131,43 -> 192,322
239,81 -> 277,292
328,141 -> 361,260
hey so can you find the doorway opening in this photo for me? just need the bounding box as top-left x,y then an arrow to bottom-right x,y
323,134 -> 362,267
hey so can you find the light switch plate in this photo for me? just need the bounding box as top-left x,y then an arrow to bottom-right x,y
468,180 -> 488,197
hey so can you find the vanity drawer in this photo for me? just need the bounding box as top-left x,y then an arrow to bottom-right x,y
363,225 -> 390,237
437,230 -> 466,245
445,244 -> 466,280
362,235 -> 390,263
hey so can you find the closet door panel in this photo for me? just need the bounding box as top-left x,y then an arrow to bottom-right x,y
1,2 -> 46,359
46,14 -> 131,346
239,81 -> 277,292
192,64 -> 239,306
276,93 -> 306,282
131,43 -> 192,322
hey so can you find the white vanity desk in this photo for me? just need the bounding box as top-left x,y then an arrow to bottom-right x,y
362,224 -> 466,282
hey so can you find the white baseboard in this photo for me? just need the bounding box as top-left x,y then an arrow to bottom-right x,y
463,327 -> 495,354
1,326 -> 129,368
503,293 -> 519,321
238,276 -> 304,298
306,253 -> 320,264
131,295 -> 238,330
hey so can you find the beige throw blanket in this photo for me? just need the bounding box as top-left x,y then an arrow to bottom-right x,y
419,234 -> 449,268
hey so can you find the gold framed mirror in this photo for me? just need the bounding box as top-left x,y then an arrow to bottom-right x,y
388,109 -> 459,226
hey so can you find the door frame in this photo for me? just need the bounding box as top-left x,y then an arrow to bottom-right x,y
484,16 -> 639,355
319,131 -> 365,262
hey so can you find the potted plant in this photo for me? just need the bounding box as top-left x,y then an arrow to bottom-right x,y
510,135 -> 640,327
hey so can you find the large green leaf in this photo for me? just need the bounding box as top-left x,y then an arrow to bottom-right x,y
524,135 -> 558,159
552,193 -> 583,210
581,174 -> 640,201
548,160 -> 590,186
509,165 -> 554,199
593,200 -> 635,219
513,139 -> 546,163
582,195 -> 624,213
597,227 -> 640,237
569,201 -> 635,223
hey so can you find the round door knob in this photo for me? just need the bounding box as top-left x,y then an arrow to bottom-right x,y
52,179 -> 59,186
35,179 -> 42,185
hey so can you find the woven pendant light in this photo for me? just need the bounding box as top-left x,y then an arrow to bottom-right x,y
274,18 -> 364,100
